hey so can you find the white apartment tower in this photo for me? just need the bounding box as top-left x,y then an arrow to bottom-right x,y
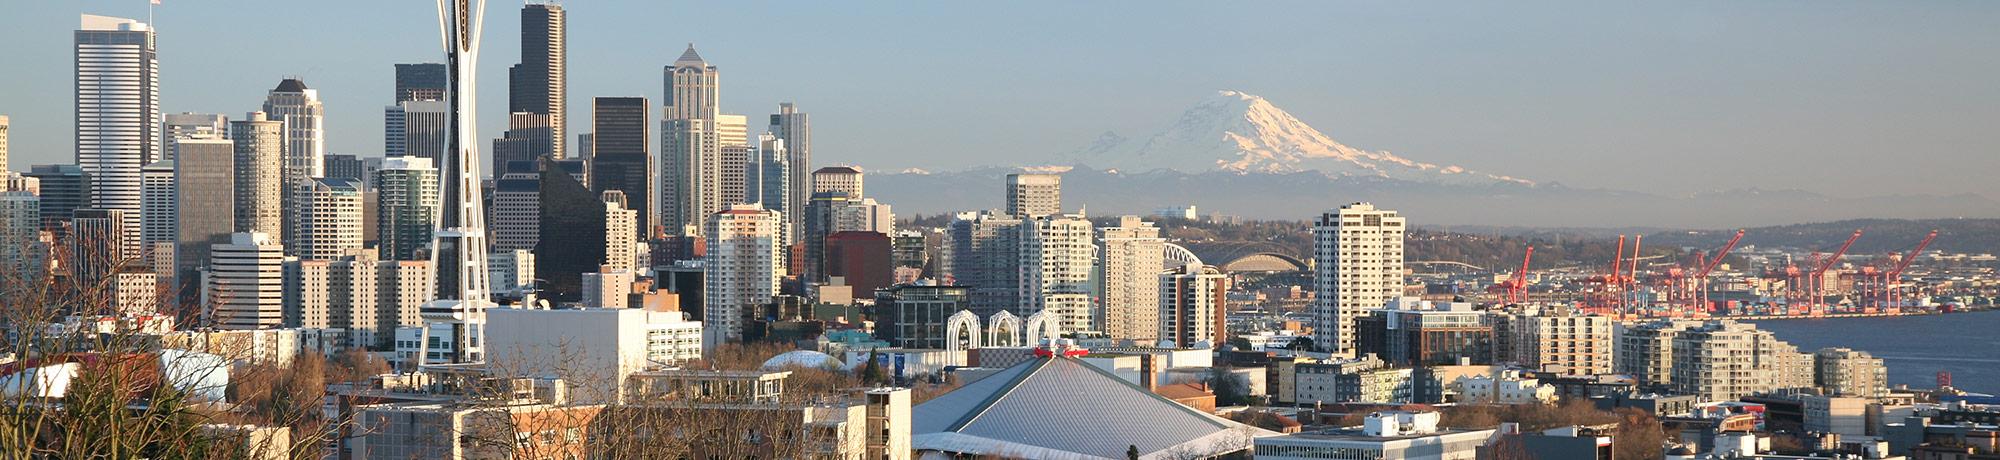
602,190 -> 639,272
231,112 -> 285,237
373,157 -> 439,261
75,15 -> 160,253
1005,173 -> 1061,218
294,178 -> 365,260
205,232 -> 286,330
0,115 -> 9,171
703,204 -> 784,347
1311,202 -> 1406,355
813,166 -> 864,197
1096,216 -> 1165,342
1668,320 -> 1813,402
1020,214 -> 1095,334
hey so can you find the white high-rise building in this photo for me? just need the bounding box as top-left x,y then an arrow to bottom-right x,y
487,249 -> 534,299
602,190 -> 639,272
1160,264 -> 1228,349
140,160 -> 176,267
1491,307 -> 1614,376
1020,214 -> 1095,334
0,115 -> 9,171
205,232 -> 285,330
75,15 -> 159,253
0,184 -> 40,290
1005,173 -> 1061,218
232,112 -> 285,237
162,112 -> 228,162
941,211 -> 1023,319
1667,320 -> 1813,401
294,178 -> 365,260
1311,202 -> 1405,355
263,78 -> 326,183
1097,216 -> 1165,342
372,157 -> 438,261
703,204 -> 784,347
489,166 -> 540,252
813,166 -> 864,198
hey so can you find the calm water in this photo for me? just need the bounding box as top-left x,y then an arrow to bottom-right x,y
1751,310 -> 2000,394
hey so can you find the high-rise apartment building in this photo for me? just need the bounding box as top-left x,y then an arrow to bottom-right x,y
163,112 -> 228,162
664,45 -> 719,121
1490,306 -> 1613,375
373,157 -> 438,261
231,112 -> 285,237
589,97 -> 653,238
75,15 -> 159,254
294,178 -> 364,260
506,2 -> 565,158
813,166 -> 864,197
601,190 -> 639,273
1160,264 -> 1228,349
1097,216 -> 1165,341
0,115 -> 9,171
0,184 -> 41,291
140,160 -> 175,266
1004,173 -> 1061,218
769,103 -> 811,239
942,211 -> 1023,319
1311,202 -> 1405,355
172,139 -> 235,299
206,232 -> 285,330
393,63 -> 447,103
1814,347 -> 1887,398
1020,214 -> 1095,334
1613,320 -> 1695,390
703,204 -> 784,347
1664,320 -> 1813,402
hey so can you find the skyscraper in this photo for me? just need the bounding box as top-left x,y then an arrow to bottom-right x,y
393,63 -> 448,103
769,103 -> 811,238
294,178 -> 365,260
140,160 -> 175,266
0,115 -> 11,172
1020,214 -> 1095,334
601,190 -> 639,272
664,45 -> 719,121
373,157 -> 438,261
704,204 -> 784,347
812,166 -> 864,197
205,232 -> 285,330
753,134 -> 791,242
1311,202 -> 1406,355
661,117 -> 717,237
0,182 -> 41,292
163,112 -> 228,162
590,97 -> 653,238
76,15 -> 159,256
387,100 -> 448,161
1097,215 -> 1164,342
1005,173 -> 1061,218
424,0 -> 494,365
505,2 -> 565,159
1160,264 -> 1228,349
232,112 -> 285,237
489,160 -> 540,252
70,209 -> 131,290
534,159 -> 607,302
25,165 -> 87,233
942,211 -> 1023,319
264,78 -> 326,183
173,139 -> 235,301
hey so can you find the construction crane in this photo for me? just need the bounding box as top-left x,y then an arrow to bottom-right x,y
1688,229 -> 1746,315
1874,230 -> 1938,311
1486,246 -> 1534,304
1805,230 -> 1863,316
1627,235 -> 1643,315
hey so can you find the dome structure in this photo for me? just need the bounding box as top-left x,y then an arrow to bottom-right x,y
760,350 -> 843,370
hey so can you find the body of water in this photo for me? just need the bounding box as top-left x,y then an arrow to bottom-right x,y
1751,310 -> 2000,394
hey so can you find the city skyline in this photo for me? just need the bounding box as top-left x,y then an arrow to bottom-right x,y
0,1 -> 1995,201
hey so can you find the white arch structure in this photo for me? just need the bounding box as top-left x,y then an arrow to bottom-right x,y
945,310 -> 982,356
987,311 -> 1023,347
1023,310 -> 1061,347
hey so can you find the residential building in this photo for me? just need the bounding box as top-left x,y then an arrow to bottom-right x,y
1815,347 -> 1887,398
292,178 -> 364,260
703,204 -> 784,346
581,269 -> 635,309
231,113 -> 284,237
75,15 -> 158,254
1614,319 -> 1694,390
1160,264 -> 1228,349
206,232 -> 285,330
1097,216 -> 1164,342
1667,320 -> 1814,401
941,211 -> 1022,318
601,191 -> 638,272
812,166 -> 863,197
372,157 -> 438,261
1355,297 -> 1492,367
1311,202 -> 1405,355
1491,305 -> 1613,375
1020,214 -> 1094,334
0,185 -> 41,291
1003,172 -> 1060,218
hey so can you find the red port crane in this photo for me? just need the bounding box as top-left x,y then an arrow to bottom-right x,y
1487,246 -> 1535,304
1683,229 -> 1746,315
1875,230 -> 1938,311
1805,229 -> 1863,316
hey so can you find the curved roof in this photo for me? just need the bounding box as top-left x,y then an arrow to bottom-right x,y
760,350 -> 842,370
913,357 -> 1274,459
1221,252 -> 1308,273
1163,243 -> 1203,271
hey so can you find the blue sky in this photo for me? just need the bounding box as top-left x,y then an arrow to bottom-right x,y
3,1 -> 1996,198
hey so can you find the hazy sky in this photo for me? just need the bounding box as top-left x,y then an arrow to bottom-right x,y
2,1 -> 1996,199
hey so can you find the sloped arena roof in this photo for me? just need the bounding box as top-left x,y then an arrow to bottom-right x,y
913,356 -> 1277,459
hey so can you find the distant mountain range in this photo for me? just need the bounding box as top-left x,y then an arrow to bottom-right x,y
870,90 -> 2000,228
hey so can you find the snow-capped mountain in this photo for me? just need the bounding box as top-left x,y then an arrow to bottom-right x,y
1069,90 -> 1532,185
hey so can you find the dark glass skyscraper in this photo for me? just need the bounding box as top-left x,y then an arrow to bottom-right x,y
393,63 -> 447,103
507,3 -> 565,158
534,159 -> 606,303
588,97 -> 651,238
